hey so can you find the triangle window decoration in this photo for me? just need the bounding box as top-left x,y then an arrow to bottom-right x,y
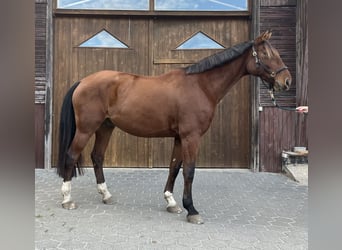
79,30 -> 129,48
176,32 -> 224,50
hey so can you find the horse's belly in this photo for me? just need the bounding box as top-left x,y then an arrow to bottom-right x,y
107,83 -> 179,137
120,127 -> 175,138
115,122 -> 176,138
110,112 -> 177,138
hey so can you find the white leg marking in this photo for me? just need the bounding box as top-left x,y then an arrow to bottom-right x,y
97,182 -> 112,201
61,181 -> 72,204
164,191 -> 177,208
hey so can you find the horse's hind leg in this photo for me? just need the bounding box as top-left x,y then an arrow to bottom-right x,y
62,131 -> 93,209
91,119 -> 115,205
164,136 -> 183,214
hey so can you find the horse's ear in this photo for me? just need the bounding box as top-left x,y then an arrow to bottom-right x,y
255,30 -> 272,44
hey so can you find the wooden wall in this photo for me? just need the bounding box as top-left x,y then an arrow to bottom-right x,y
259,108 -> 296,172
259,2 -> 296,107
35,0 -> 48,168
259,0 -> 300,172
296,0 -> 308,147
35,1 -> 47,103
35,105 -> 45,168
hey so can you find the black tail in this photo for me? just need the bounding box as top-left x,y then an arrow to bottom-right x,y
57,81 -> 84,178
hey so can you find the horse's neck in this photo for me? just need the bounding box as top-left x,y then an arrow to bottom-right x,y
197,52 -> 249,104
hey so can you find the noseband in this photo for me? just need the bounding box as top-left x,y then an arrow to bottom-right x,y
252,46 -> 288,79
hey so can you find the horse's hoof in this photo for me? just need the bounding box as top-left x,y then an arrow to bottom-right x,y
62,201 -> 77,210
103,197 -> 114,205
187,214 -> 204,224
167,205 -> 183,214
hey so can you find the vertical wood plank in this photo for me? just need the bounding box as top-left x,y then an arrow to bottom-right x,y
35,104 -> 45,168
296,0 -> 308,147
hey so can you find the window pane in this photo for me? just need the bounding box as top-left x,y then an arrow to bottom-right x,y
176,32 -> 224,50
155,0 -> 248,11
58,0 -> 149,10
79,30 -> 129,48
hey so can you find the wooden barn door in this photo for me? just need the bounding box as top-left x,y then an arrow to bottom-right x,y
151,17 -> 251,168
52,16 -> 152,167
52,15 -> 251,168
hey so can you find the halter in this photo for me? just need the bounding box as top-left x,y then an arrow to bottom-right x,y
252,46 -> 297,112
252,46 -> 288,80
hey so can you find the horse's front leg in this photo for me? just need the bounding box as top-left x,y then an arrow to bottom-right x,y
92,155 -> 114,205
181,134 -> 204,224
91,120 -> 115,205
164,136 -> 183,214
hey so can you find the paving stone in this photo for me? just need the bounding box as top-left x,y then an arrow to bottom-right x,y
35,168 -> 307,249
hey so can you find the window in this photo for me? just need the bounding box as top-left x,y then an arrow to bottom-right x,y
176,32 -> 224,50
57,0 -> 248,11
57,0 -> 149,10
78,30 -> 129,48
155,0 -> 248,11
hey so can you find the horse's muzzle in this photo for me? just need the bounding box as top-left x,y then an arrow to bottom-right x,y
274,77 -> 291,92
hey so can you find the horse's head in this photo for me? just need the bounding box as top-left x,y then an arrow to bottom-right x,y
247,30 -> 292,92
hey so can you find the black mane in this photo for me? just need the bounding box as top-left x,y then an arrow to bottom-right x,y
184,41 -> 254,74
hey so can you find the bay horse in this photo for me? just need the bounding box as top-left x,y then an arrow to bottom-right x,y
57,31 -> 291,224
